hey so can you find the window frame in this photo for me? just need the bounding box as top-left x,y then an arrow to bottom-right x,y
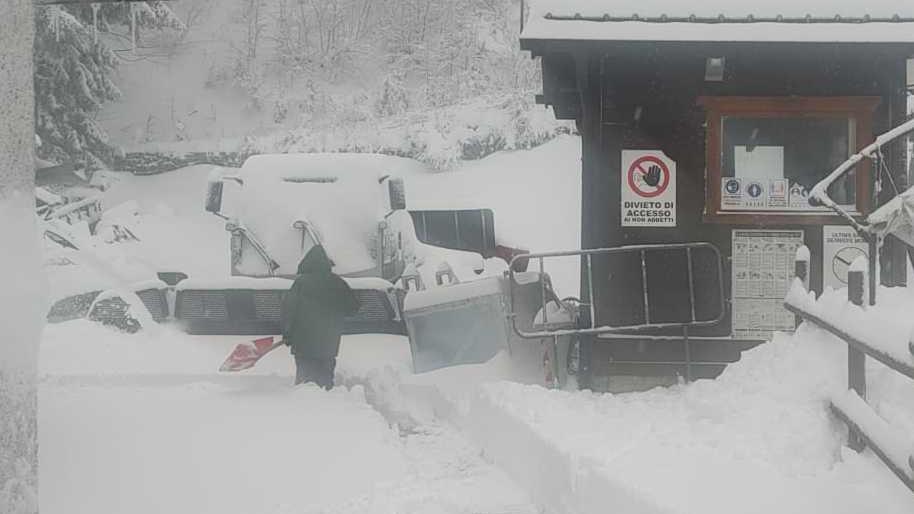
698,96 -> 880,225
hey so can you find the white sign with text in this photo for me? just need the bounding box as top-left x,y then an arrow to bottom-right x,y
621,150 -> 676,227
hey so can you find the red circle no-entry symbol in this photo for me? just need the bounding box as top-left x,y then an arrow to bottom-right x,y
627,156 -> 670,198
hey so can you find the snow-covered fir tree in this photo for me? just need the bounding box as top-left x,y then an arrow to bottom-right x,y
33,2 -> 183,169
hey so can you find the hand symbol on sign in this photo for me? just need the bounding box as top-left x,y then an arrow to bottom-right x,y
643,165 -> 662,187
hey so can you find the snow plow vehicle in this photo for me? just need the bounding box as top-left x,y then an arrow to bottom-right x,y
179,153 -> 529,336
188,152 -> 728,389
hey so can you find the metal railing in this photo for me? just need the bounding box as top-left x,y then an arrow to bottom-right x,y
786,246 -> 914,493
809,117 -> 914,236
508,243 -> 726,340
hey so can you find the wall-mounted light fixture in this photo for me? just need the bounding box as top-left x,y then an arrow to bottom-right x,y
705,57 -> 726,82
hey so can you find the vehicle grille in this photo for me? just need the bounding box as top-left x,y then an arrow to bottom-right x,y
351,291 -> 391,322
175,288 -> 402,335
253,291 -> 284,321
176,291 -> 228,320
136,288 -> 169,322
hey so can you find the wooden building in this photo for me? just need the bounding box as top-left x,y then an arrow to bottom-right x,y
521,1 -> 914,388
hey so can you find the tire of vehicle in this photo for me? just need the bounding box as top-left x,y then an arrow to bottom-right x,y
388,178 -> 406,210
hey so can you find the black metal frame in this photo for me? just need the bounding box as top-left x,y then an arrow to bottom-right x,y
508,243 -> 726,340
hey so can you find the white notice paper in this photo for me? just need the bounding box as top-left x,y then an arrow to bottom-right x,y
734,145 -> 784,181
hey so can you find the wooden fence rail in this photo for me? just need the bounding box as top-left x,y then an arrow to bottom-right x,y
785,245 -> 914,493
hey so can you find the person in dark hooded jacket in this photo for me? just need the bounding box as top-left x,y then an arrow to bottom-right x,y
281,245 -> 360,388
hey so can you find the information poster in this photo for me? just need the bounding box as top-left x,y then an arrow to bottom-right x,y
731,229 -> 804,339
823,225 -> 868,291
621,150 -> 676,227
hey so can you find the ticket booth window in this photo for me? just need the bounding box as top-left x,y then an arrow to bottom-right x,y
700,97 -> 878,223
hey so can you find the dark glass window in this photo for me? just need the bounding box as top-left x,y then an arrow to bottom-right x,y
720,116 -> 856,211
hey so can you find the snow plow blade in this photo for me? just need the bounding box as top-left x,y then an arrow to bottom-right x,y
402,273 -> 558,374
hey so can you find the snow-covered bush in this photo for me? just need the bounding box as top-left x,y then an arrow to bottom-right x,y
238,93 -> 569,171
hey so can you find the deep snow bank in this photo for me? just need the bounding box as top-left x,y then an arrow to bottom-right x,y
383,286 -> 914,514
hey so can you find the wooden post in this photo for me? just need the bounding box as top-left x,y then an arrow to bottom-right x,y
847,257 -> 867,452
794,245 -> 810,328
575,53 -> 602,392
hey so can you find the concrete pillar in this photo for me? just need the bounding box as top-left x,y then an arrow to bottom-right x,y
0,1 -> 41,513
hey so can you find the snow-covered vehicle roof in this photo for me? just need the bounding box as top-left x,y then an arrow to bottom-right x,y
522,0 -> 914,44
232,153 -> 430,276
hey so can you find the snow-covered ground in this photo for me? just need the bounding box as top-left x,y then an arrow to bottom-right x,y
38,136 -> 581,513
39,323 -> 537,514
40,136 -> 914,513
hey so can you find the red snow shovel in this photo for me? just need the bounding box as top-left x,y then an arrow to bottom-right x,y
219,336 -> 285,372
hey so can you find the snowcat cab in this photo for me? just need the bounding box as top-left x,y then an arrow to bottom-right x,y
181,153 -> 525,336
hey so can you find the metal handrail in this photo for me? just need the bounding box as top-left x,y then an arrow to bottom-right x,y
809,117 -> 914,235
508,242 -> 726,340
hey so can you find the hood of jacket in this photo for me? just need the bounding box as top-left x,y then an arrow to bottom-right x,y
297,245 -> 333,275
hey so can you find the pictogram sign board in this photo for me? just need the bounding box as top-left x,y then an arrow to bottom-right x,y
621,150 -> 676,227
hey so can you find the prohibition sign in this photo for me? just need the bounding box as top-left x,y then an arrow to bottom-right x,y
627,155 -> 670,198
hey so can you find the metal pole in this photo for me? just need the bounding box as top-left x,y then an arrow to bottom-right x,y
586,254 -> 596,330
540,257 -> 548,325
640,250 -> 650,324
552,335 -> 560,388
794,245 -> 810,328
520,0 -> 525,33
686,247 -> 697,322
683,325 -> 692,382
454,211 -> 461,249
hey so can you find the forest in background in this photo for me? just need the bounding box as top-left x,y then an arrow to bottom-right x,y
34,0 -> 567,170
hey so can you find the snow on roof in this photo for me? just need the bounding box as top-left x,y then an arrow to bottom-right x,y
527,0 -> 914,20
523,0 -> 914,43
